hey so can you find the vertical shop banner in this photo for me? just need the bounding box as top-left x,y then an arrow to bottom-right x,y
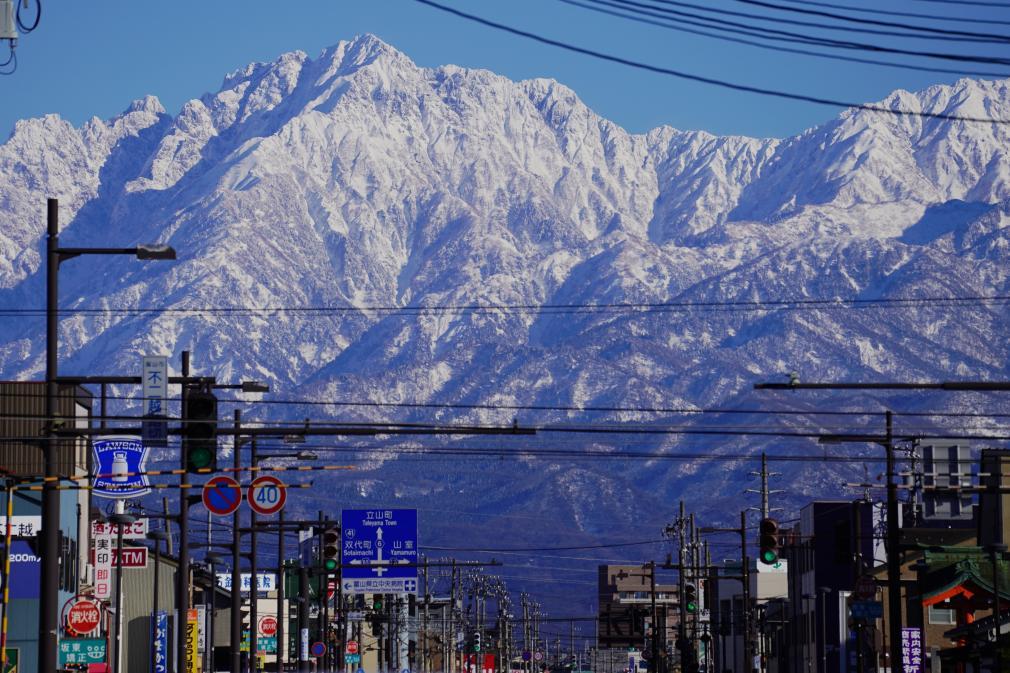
152,611 -> 168,673
186,609 -> 199,673
93,534 -> 113,600
901,627 -> 923,673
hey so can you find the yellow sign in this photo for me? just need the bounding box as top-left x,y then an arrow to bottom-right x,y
186,609 -> 200,673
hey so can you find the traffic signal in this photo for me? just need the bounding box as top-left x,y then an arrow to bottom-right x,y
372,595 -> 383,612
759,518 -> 781,565
183,387 -> 218,472
473,631 -> 482,653
683,582 -> 698,614
322,527 -> 339,572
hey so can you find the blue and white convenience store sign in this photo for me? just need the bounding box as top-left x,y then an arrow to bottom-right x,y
92,435 -> 151,498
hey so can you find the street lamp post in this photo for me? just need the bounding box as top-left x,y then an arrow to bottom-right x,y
107,512 -> 136,673
42,197 -> 175,673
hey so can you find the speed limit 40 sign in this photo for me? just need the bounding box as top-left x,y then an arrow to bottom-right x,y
247,475 -> 287,516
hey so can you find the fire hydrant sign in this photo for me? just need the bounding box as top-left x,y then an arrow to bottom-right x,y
92,435 -> 151,499
66,599 -> 101,635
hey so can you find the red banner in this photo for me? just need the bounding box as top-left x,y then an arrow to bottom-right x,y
464,654 -> 496,673
89,546 -> 148,568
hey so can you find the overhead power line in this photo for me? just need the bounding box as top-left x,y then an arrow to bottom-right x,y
560,0 -> 1010,78
577,0 -> 1010,63
769,0 -> 1010,26
2,293 -> 1008,317
909,0 -> 1010,7
728,0 -> 1010,41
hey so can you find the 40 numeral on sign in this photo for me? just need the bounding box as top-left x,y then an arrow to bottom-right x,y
247,475 -> 287,516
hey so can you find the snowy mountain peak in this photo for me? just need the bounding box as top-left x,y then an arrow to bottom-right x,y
1,38 -> 1010,544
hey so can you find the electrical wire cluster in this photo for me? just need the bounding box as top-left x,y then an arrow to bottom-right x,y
413,0 -> 1010,123
1,0 -> 40,75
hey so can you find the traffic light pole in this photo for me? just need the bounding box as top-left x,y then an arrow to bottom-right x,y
177,351 -> 191,673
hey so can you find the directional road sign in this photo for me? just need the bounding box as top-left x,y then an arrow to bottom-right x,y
849,600 -> 883,620
248,476 -> 287,516
340,509 -> 418,594
203,476 -> 243,516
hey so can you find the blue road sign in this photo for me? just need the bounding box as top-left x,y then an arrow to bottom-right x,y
341,509 -> 418,594
93,436 -> 151,499
849,601 -> 883,620
203,476 -> 243,516
310,642 -> 326,658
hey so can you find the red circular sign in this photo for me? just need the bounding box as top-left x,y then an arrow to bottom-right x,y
67,599 -> 102,635
203,475 -> 243,516
247,475 -> 287,516
259,616 -> 278,637
346,641 -> 359,655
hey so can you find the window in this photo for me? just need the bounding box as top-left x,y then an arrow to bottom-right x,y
928,605 -> 955,625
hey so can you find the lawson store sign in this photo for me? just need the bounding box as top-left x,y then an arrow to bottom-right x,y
92,435 -> 151,499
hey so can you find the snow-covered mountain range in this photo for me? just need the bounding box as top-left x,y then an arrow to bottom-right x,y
1,35 -> 1009,602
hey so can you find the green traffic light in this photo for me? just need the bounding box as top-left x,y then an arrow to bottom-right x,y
686,601 -> 698,614
188,446 -> 214,470
761,550 -> 779,564
324,559 -> 338,571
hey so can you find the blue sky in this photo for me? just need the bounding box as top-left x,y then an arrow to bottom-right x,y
1,0 -> 1005,139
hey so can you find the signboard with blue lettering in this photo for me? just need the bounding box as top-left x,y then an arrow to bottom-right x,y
152,611 -> 168,673
340,509 -> 418,594
141,356 -> 169,447
93,435 -> 151,499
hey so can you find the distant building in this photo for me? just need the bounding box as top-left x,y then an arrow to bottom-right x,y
711,555 -> 788,673
597,565 -> 679,653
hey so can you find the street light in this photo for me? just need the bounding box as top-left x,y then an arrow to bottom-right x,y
41,198 -> 176,673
